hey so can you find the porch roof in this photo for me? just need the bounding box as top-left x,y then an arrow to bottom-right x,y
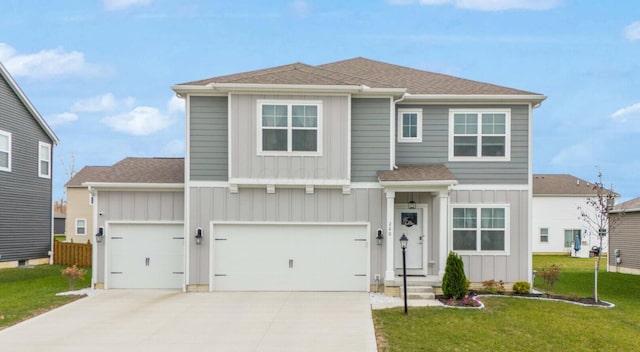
377,164 -> 458,189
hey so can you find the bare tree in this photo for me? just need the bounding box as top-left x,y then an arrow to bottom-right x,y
578,168 -> 623,302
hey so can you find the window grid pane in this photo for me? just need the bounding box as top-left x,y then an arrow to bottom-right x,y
453,136 -> 477,156
0,135 -> 8,150
0,152 -> 7,168
402,113 -> 418,138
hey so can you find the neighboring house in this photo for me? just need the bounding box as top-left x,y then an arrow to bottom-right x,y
65,166 -> 110,244
54,212 -> 66,237
608,197 -> 640,275
532,174 -> 607,257
0,61 -> 59,268
89,57 -> 546,292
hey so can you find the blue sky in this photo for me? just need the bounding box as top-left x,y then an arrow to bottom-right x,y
1,0 -> 639,201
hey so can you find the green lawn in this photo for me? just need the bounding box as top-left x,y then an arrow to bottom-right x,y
0,265 -> 91,330
373,255 -> 640,352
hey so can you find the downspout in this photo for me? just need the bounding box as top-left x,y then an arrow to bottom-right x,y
390,94 -> 406,170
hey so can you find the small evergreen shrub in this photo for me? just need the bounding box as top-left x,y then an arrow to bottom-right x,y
481,279 -> 505,294
512,281 -> 530,294
442,251 -> 468,299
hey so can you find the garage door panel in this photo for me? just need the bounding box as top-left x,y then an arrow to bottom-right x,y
212,224 -> 369,291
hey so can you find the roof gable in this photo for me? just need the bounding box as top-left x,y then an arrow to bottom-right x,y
0,61 -> 59,144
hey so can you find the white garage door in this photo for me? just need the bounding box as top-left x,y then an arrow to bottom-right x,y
211,223 -> 369,291
108,223 -> 184,289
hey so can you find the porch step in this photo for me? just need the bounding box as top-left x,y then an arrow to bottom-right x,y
400,285 -> 435,300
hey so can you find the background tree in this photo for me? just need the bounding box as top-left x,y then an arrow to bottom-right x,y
578,169 -> 623,302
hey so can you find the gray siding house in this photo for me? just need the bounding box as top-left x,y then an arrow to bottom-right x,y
609,197 -> 640,275
89,58 -> 545,293
0,61 -> 59,268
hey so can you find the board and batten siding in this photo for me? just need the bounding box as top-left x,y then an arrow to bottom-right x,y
190,96 -> 228,181
0,73 -> 54,263
94,191 -> 184,284
450,189 -> 529,283
229,94 -> 349,182
188,187 -> 386,286
351,98 -> 391,182
609,212 -> 640,272
396,104 -> 530,184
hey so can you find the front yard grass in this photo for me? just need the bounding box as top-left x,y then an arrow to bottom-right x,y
0,264 -> 91,330
373,255 -> 640,351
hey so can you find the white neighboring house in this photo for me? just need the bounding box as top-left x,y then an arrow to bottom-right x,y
532,174 -> 611,257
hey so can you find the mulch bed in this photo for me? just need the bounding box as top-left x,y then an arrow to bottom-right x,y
437,290 -> 613,308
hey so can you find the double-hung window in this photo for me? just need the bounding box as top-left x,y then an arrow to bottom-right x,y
259,101 -> 321,154
76,219 -> 86,235
449,109 -> 510,161
452,206 -> 508,253
0,130 -> 10,172
540,228 -> 549,243
38,142 -> 51,178
397,109 -> 422,142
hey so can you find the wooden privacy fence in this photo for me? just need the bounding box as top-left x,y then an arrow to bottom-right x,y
54,241 -> 92,267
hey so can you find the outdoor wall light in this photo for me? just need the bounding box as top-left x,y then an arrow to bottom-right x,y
376,228 -> 384,246
95,227 -> 104,243
195,227 -> 203,245
408,200 -> 416,209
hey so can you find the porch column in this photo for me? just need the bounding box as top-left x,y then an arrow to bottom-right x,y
384,190 -> 395,283
438,190 -> 449,277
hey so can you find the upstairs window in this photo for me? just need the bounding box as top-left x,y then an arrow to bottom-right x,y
258,101 -> 321,155
38,142 -> 51,178
0,130 -> 10,172
449,109 -> 510,161
397,109 -> 422,143
452,206 -> 508,253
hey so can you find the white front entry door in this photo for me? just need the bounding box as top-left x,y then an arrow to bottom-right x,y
394,207 -> 427,275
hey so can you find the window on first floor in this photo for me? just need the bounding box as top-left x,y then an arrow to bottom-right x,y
38,142 -> 51,178
0,130 -> 11,172
258,101 -> 321,154
76,219 -> 86,235
564,229 -> 581,248
449,109 -> 510,161
540,227 -> 549,243
452,206 -> 508,252
397,109 -> 422,142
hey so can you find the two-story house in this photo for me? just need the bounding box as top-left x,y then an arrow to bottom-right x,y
0,61 -> 59,268
88,58 -> 545,293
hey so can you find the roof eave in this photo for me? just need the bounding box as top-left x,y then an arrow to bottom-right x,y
0,62 -> 60,144
172,83 -> 406,96
83,182 -> 184,190
378,179 -> 458,189
402,94 -> 547,104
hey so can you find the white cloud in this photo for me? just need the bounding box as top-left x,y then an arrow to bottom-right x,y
161,139 -> 185,156
611,102 -> 640,123
0,43 -> 107,79
102,0 -> 152,11
167,95 -> 185,114
71,93 -> 135,113
290,0 -> 312,18
102,106 -> 172,136
623,22 -> 640,42
387,0 -> 562,11
47,112 -> 78,126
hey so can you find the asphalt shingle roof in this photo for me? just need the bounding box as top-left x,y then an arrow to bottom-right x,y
378,164 -> 457,182
65,158 -> 184,186
533,174 -> 597,196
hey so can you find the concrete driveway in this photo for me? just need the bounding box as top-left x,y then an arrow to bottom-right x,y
0,290 -> 377,352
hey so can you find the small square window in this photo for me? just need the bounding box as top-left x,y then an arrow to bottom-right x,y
397,109 -> 422,143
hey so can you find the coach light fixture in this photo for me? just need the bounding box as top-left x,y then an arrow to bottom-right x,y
195,227 -> 203,245
408,200 -> 416,209
376,228 -> 384,246
95,227 -> 104,243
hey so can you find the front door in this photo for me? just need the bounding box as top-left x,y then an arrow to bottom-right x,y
394,207 -> 427,275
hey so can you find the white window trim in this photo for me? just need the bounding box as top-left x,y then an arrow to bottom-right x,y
397,108 -> 422,143
38,141 -> 52,178
448,108 -> 511,161
76,218 -> 87,236
0,130 -> 11,172
256,100 -> 323,156
539,227 -> 549,243
450,204 -> 510,255
564,228 -> 581,248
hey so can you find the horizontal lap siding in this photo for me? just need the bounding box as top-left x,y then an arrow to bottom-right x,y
351,98 -> 390,182
609,212 -> 640,270
396,104 -> 529,184
190,96 -> 228,181
450,189 -> 529,282
189,187 -> 385,285
0,74 -> 53,262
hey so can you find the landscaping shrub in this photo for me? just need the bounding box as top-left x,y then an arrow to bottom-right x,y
512,281 -> 530,294
442,251 -> 468,299
61,264 -> 86,291
539,264 -> 561,294
481,279 -> 505,294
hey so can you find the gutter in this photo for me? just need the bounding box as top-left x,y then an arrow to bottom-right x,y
401,93 -> 547,105
172,83 -> 406,96
390,94 -> 406,169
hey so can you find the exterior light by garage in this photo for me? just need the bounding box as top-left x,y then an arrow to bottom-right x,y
376,228 -> 384,246
195,227 -> 203,245
95,227 -> 104,243
408,200 -> 416,209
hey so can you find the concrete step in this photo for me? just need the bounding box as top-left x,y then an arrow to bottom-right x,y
401,285 -> 434,293
400,285 -> 435,300
406,292 -> 435,300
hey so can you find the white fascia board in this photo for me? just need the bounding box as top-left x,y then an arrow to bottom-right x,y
82,182 -> 184,190
172,83 -> 406,96
0,62 -> 60,144
401,94 -> 547,104
379,180 -> 458,190
452,184 -> 528,191
610,208 -> 640,214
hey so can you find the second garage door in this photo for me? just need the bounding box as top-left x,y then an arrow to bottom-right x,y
211,223 -> 369,291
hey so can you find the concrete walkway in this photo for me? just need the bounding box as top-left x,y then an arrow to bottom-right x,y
0,290 -> 377,352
